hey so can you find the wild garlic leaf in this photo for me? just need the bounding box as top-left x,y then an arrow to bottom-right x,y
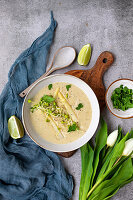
89,158 -> 133,200
120,176 -> 133,188
48,84 -> 52,90
102,127 -> 122,164
41,95 -> 55,103
66,84 -> 71,91
96,148 -> 114,183
76,103 -> 83,110
96,127 -> 123,182
79,143 -> 94,200
91,118 -> 107,187
127,129 -> 133,140
106,132 -> 129,171
103,188 -> 120,200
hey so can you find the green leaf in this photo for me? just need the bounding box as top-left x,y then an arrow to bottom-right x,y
68,123 -> 79,132
102,126 -> 122,164
89,158 -> 133,200
76,103 -> 84,110
91,118 -> 107,186
89,165 -> 121,200
102,188 -> 120,200
79,143 -> 94,200
96,127 -> 122,182
106,132 -> 129,171
48,84 -> 52,90
127,129 -> 133,139
120,176 -> 133,188
41,95 -> 55,103
66,84 -> 71,91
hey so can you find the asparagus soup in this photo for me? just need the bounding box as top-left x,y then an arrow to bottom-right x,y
29,82 -> 92,144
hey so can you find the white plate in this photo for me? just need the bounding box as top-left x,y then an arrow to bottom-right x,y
22,74 -> 100,152
105,79 -> 133,119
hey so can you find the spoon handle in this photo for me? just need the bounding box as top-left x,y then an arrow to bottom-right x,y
19,69 -> 52,97
19,46 -> 76,98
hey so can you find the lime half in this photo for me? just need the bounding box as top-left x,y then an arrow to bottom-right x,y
8,115 -> 24,139
78,44 -> 91,66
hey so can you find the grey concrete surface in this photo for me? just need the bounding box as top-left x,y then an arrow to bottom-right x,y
0,0 -> 133,199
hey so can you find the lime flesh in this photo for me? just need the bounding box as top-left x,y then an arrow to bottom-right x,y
8,115 -> 24,139
78,44 -> 91,66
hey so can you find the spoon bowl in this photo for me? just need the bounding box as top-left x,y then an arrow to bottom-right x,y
19,46 -> 76,97
52,46 -> 76,69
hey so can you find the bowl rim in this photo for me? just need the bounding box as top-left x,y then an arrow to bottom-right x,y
22,74 -> 100,152
105,78 -> 133,119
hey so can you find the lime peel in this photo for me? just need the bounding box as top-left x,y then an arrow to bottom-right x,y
78,44 -> 91,66
8,115 -> 24,139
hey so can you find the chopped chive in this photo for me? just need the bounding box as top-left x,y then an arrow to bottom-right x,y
28,99 -> 32,103
66,93 -> 68,99
46,118 -> 50,122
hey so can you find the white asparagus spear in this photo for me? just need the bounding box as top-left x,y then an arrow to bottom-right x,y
54,87 -> 60,98
40,109 -> 65,138
57,91 -> 78,122
48,115 -> 65,138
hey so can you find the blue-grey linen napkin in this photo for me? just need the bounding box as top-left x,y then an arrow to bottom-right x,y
0,12 -> 73,200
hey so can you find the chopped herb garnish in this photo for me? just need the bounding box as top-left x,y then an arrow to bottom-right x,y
46,118 -> 50,122
57,127 -> 61,131
68,123 -> 79,132
41,95 -> 55,103
30,104 -> 39,113
64,114 -> 69,119
66,93 -> 68,99
48,84 -> 52,90
76,103 -> 83,110
66,84 -> 71,91
111,85 -> 133,111
28,99 -> 32,103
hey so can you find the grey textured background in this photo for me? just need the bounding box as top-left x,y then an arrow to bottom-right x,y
0,0 -> 133,199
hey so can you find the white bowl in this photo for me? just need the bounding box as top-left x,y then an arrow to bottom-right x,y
105,79 -> 133,119
22,74 -> 100,152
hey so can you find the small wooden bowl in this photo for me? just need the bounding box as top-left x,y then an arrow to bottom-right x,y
105,79 -> 133,119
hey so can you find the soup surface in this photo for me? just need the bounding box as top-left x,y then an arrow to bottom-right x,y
30,82 -> 92,144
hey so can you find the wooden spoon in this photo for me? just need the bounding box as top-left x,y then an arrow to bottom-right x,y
19,46 -> 76,97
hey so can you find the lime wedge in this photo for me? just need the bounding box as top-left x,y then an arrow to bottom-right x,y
78,44 -> 91,66
8,115 -> 24,139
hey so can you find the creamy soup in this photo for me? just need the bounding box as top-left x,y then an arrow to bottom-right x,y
30,82 -> 92,144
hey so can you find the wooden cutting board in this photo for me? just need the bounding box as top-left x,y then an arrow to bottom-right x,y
57,51 -> 114,158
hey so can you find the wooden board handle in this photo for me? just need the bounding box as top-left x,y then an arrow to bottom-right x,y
92,51 -> 114,75
65,51 -> 114,110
